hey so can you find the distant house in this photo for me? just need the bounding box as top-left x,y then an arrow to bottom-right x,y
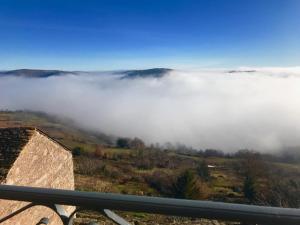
207,164 -> 216,168
0,127 -> 75,225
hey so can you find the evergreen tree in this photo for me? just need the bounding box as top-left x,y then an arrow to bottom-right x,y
173,170 -> 210,199
243,175 -> 256,201
197,160 -> 210,181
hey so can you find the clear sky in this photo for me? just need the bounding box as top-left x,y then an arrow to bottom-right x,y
0,0 -> 299,70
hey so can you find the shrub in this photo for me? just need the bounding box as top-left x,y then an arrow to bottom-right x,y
136,158 -> 154,170
76,157 -> 103,175
173,170 -> 210,200
116,138 -> 131,148
145,171 -> 175,196
243,175 -> 256,201
72,146 -> 83,156
102,165 -> 123,180
94,145 -> 104,158
196,160 -> 210,181
130,137 -> 145,150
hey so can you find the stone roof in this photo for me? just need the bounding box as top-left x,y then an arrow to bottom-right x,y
0,127 -> 36,182
0,127 -> 75,224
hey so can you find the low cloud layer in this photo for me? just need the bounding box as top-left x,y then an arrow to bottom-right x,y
1,68 -> 300,151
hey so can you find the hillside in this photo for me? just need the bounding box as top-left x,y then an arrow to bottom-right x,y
1,111 -> 300,224
121,68 -> 172,79
0,69 -> 77,78
0,68 -> 172,79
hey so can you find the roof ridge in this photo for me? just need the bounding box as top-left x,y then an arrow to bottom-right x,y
32,128 -> 71,153
0,126 -> 71,152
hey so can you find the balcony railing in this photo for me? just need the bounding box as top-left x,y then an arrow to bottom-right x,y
0,184 -> 300,225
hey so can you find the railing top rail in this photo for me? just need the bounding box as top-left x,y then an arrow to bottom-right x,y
0,184 -> 300,225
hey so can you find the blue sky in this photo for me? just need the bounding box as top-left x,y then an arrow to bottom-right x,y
0,0 -> 299,70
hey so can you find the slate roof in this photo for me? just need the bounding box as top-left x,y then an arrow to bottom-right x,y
0,127 -> 35,182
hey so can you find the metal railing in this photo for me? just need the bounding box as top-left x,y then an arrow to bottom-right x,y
0,184 -> 300,225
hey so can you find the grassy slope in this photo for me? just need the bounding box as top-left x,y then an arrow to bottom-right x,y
0,111 -> 241,197
1,111 -> 298,224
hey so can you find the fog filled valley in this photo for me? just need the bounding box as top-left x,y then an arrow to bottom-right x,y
1,67 -> 300,152
1,67 -> 300,224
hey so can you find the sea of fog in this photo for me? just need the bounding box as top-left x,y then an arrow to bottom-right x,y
1,67 -> 300,152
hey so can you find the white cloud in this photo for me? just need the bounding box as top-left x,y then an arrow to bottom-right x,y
1,67 -> 300,152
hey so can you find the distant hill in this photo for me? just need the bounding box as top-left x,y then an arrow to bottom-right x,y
0,69 -> 76,78
0,68 -> 173,79
227,70 -> 257,74
120,68 -> 172,79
